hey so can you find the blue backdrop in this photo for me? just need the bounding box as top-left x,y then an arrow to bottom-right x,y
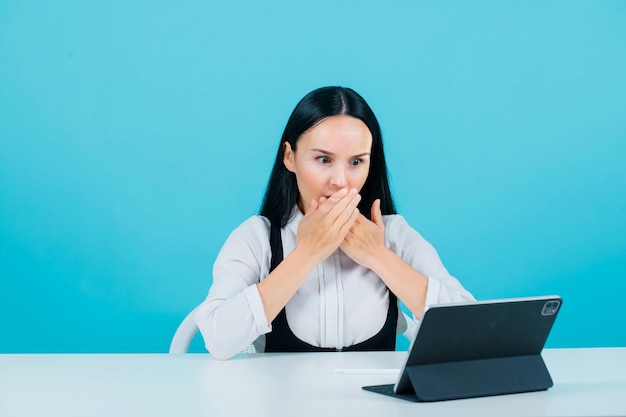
1,1 -> 625,353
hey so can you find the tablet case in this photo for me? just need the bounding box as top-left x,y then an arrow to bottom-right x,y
363,296 -> 562,402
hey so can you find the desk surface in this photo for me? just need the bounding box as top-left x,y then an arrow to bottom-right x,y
1,348 -> 625,417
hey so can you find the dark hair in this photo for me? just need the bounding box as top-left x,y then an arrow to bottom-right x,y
260,86 -> 397,227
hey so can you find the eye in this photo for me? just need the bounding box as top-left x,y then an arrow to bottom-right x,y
317,156 -> 331,164
350,159 -> 362,166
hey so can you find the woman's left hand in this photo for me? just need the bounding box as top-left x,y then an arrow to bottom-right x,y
340,199 -> 386,269
341,198 -> 430,319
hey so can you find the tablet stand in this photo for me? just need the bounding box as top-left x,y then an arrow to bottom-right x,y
406,354 -> 553,402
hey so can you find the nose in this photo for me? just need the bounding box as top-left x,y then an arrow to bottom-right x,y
330,165 -> 348,188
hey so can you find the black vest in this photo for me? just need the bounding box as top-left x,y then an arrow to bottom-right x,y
264,222 -> 398,352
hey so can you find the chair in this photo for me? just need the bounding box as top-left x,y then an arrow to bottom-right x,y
169,305 -> 200,354
169,304 -> 417,354
168,305 -> 257,354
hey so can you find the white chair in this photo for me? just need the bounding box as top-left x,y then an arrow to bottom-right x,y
169,305 -> 201,354
399,311 -> 418,342
169,305 -> 258,354
169,304 -> 417,354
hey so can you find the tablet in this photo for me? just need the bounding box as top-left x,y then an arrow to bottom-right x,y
363,295 -> 562,402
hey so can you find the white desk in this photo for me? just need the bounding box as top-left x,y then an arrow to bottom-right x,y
0,348 -> 624,417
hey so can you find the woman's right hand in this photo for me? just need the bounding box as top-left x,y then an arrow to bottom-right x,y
295,188 -> 361,264
256,188 -> 361,323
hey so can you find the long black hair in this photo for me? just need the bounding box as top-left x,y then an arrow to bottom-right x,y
260,86 -> 396,227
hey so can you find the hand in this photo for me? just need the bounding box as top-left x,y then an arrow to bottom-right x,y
340,199 -> 386,269
295,188 -> 361,264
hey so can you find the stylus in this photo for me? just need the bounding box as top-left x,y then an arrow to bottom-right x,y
332,368 -> 400,375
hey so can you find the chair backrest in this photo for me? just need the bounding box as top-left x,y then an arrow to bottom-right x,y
169,305 -> 257,354
169,305 -> 201,354
169,305 -> 416,354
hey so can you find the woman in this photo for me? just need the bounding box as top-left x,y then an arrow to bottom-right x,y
195,86 -> 474,360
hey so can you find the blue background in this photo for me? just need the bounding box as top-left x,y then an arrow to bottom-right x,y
1,1 -> 624,353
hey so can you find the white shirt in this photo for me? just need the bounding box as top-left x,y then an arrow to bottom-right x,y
195,209 -> 474,360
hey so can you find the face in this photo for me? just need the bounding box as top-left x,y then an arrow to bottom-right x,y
283,115 -> 373,213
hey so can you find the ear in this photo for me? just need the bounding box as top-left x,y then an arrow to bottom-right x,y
283,142 -> 296,173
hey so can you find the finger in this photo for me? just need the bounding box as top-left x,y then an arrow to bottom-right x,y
328,188 -> 349,204
328,188 -> 360,216
337,206 -> 360,236
317,188 -> 349,215
355,213 -> 368,223
331,190 -> 361,227
371,199 -> 383,228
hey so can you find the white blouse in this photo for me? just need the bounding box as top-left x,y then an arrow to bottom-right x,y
195,209 -> 474,360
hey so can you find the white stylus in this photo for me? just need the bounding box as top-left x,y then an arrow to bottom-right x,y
332,368 -> 400,375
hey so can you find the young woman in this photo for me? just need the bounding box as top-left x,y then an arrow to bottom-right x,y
195,86 -> 474,360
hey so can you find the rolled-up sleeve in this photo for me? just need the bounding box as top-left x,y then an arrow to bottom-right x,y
194,217 -> 272,360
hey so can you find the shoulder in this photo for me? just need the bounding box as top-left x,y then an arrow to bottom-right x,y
382,214 -> 431,250
382,214 -> 421,236
221,215 -> 271,250
213,216 -> 272,287
234,215 -> 270,233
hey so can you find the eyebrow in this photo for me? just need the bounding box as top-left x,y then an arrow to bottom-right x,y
310,148 -> 371,158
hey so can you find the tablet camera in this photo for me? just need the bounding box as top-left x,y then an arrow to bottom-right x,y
542,300 -> 560,316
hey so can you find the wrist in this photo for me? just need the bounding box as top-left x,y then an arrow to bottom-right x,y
366,247 -> 397,275
289,244 -> 324,271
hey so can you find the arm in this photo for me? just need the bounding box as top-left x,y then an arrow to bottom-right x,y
361,245 -> 429,319
257,188 -> 361,322
194,217 -> 273,360
196,188 -> 361,359
386,214 -> 475,311
341,200 -> 474,319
